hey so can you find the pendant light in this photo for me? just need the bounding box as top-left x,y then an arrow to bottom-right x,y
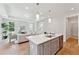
36,3 -> 40,21
48,18 -> 52,23
48,9 -> 52,23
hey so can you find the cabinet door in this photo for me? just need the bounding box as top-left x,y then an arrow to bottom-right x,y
59,35 -> 63,49
43,41 -> 50,55
30,42 -> 38,55
50,38 -> 59,55
38,44 -> 44,55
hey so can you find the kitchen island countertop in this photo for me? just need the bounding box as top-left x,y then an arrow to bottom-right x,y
27,33 -> 63,45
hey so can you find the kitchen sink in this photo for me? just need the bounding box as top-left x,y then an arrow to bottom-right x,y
45,33 -> 55,38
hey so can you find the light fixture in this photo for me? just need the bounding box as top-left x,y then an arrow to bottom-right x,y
48,9 -> 52,23
25,6 -> 29,10
48,18 -> 52,23
36,3 -> 39,5
35,3 -> 40,21
71,8 -> 75,10
36,13 -> 40,21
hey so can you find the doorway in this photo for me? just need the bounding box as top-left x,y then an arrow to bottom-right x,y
66,15 -> 78,44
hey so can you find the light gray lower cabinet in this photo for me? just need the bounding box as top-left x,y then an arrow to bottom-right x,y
38,37 -> 59,55
37,41 -> 51,55
29,37 -> 60,55
38,44 -> 44,55
50,37 -> 59,55
43,41 -> 51,55
29,41 -> 38,55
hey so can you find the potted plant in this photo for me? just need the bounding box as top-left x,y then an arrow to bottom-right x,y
2,31 -> 7,39
1,22 -> 14,39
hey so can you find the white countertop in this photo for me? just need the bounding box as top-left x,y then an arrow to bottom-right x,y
27,33 -> 63,45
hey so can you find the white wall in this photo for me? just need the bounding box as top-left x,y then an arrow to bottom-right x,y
40,17 -> 64,34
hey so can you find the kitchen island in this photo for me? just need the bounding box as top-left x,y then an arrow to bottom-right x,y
27,34 -> 63,55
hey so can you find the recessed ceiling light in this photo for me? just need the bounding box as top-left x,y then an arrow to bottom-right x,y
71,8 -> 75,10
25,6 -> 29,10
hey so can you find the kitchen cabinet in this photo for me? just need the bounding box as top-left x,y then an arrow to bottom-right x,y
15,34 -> 29,44
38,44 -> 44,55
28,34 -> 63,55
50,37 -> 59,54
43,41 -> 50,55
59,35 -> 63,49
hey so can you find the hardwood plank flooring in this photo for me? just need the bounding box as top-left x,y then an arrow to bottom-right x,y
0,36 -> 78,55
57,37 -> 79,55
0,40 -> 30,55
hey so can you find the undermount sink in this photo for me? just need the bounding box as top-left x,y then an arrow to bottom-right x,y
45,33 -> 55,38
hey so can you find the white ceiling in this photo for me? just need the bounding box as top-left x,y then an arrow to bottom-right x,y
0,3 -> 79,22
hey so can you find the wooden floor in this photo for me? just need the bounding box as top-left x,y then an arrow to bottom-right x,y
0,37 -> 78,55
0,41 -> 29,55
57,37 -> 79,55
